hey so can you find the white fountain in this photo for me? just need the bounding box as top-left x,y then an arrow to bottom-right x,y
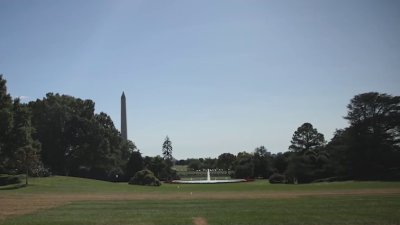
171,169 -> 246,184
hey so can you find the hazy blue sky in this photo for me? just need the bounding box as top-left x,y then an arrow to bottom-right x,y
1,0 -> 399,159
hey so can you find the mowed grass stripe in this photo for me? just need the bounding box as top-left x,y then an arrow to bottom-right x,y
2,176 -> 400,194
2,196 -> 400,225
1,177 -> 400,224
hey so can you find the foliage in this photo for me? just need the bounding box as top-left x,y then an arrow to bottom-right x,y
29,161 -> 51,177
268,173 -> 285,184
187,159 -> 202,171
271,152 -> 289,174
285,153 -> 312,183
186,157 -> 217,171
202,157 -> 217,169
0,76 -> 41,185
28,93 -> 131,180
217,153 -> 236,174
0,174 -> 21,186
342,92 -> 400,180
162,136 -> 173,160
324,129 -> 351,178
10,99 -> 41,184
253,146 -> 273,178
233,151 -> 254,179
0,75 -> 15,173
126,150 -> 144,180
289,123 -> 325,153
286,123 -> 329,183
144,156 -> 178,181
128,169 -> 161,186
3,72 -> 400,183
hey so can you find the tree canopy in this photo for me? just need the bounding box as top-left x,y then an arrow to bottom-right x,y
162,136 -> 173,160
28,93 -> 131,180
2,74 -> 400,183
289,123 -> 325,153
342,92 -> 400,179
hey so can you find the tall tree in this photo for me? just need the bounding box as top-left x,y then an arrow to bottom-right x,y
289,123 -> 326,153
272,152 -> 289,174
233,151 -> 254,179
0,75 -> 13,172
162,136 -> 173,160
325,129 -> 351,178
126,150 -> 144,180
253,146 -> 273,178
29,93 -> 130,180
9,99 -> 41,185
286,123 -> 326,183
217,153 -> 236,174
344,92 -> 400,179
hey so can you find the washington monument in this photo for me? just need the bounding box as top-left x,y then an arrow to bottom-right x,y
121,92 -> 127,140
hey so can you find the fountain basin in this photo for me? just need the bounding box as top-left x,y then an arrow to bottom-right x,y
171,169 -> 246,184
170,179 -> 246,184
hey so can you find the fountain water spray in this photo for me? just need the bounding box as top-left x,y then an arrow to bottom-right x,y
171,169 -> 246,184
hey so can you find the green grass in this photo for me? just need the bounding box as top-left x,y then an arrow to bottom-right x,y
2,176 -> 400,194
2,196 -> 400,225
172,165 -> 188,172
1,176 -> 400,225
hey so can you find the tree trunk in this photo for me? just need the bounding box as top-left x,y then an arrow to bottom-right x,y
25,166 -> 28,185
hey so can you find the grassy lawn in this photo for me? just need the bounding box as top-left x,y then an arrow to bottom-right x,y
2,196 -> 400,225
1,176 -> 400,225
2,176 -> 400,194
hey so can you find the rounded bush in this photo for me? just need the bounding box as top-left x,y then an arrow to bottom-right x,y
0,174 -> 22,186
269,173 -> 285,184
129,170 -> 161,186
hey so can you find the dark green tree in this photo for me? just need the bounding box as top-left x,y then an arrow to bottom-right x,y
286,123 -> 327,183
202,157 -> 217,169
187,159 -> 202,171
272,152 -> 289,174
144,156 -> 166,179
289,123 -> 326,153
9,99 -> 41,185
129,170 -> 161,186
162,136 -> 173,160
217,153 -> 236,174
126,150 -> 144,179
28,93 -> 130,180
0,75 -> 14,172
343,92 -> 400,179
233,151 -> 254,179
253,146 -> 273,178
143,155 -> 178,181
324,129 -> 351,178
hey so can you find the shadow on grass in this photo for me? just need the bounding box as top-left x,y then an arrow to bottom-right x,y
0,183 -> 27,190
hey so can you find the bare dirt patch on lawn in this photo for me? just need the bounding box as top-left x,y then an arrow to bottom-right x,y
1,188 -> 399,221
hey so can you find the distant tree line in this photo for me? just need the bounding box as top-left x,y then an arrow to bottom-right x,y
175,93 -> 400,183
1,74 -> 399,184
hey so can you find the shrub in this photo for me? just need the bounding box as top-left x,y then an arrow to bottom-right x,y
30,162 -> 51,177
234,164 -> 254,179
107,167 -> 124,182
0,174 -> 22,186
129,170 -> 161,186
159,168 -> 180,181
269,173 -> 285,184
